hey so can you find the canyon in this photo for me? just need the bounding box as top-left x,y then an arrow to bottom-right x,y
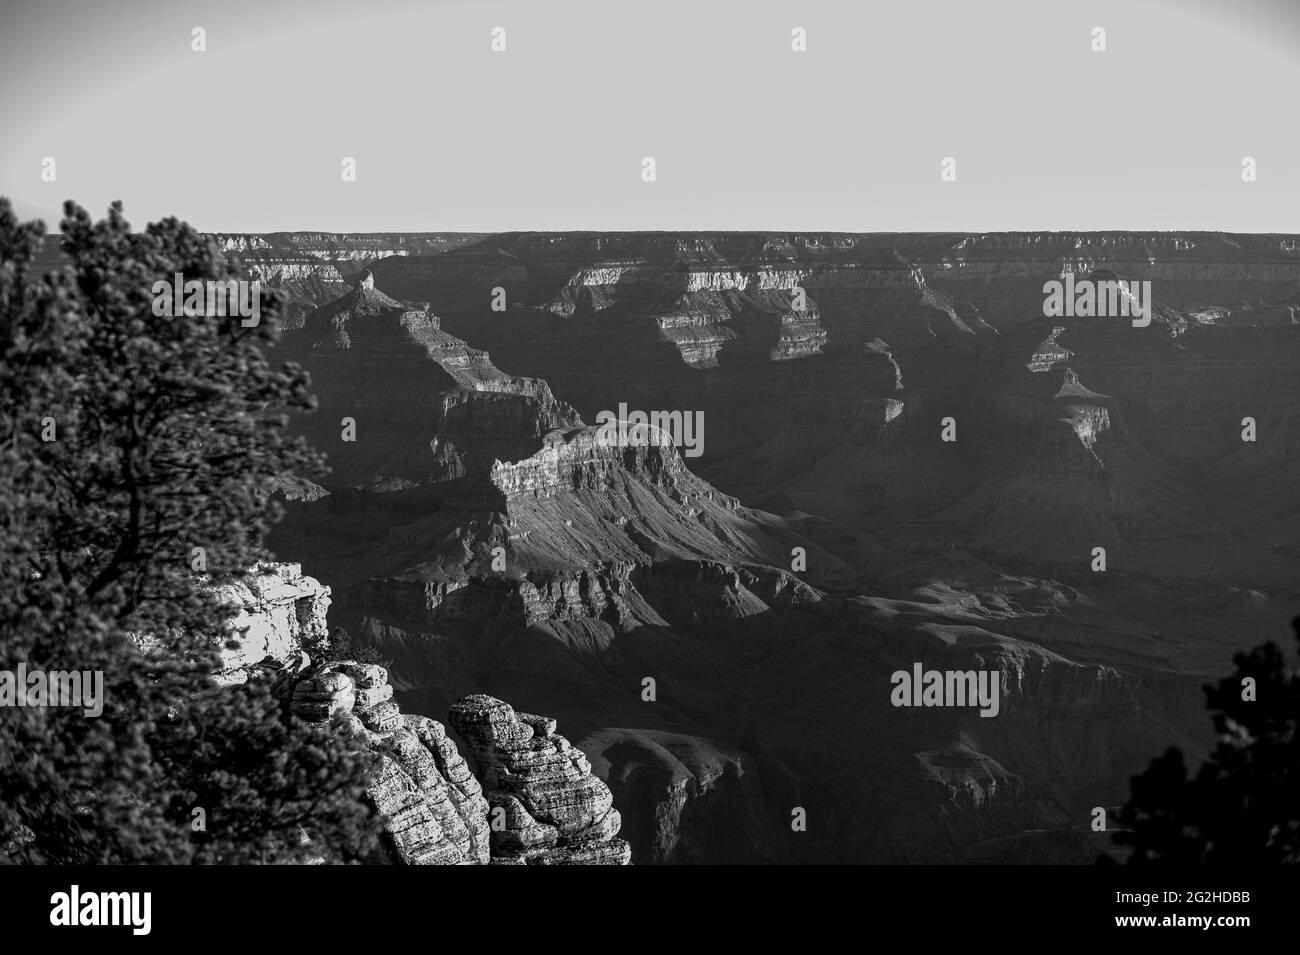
215,230 -> 1300,864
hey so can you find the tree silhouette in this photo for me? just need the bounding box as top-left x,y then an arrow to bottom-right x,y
1112,616 -> 1300,863
0,199 -> 382,863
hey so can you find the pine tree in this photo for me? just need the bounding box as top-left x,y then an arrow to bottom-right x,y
1112,616 -> 1300,863
0,198 -> 383,863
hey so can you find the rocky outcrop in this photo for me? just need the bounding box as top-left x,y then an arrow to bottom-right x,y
264,647 -> 633,865
490,425 -> 718,502
449,695 -> 631,864
287,660 -> 492,865
211,562 -> 331,685
1027,326 -> 1072,373
1054,369 -> 1112,456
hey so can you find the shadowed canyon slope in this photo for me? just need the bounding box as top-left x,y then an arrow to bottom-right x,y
245,231 -> 1300,863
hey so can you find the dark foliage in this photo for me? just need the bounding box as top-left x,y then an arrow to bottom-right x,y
1112,616 -> 1300,863
0,198 -> 383,863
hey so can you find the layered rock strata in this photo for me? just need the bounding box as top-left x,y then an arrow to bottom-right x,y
281,663 -> 630,865
287,660 -> 492,865
274,275 -> 580,490
449,694 -> 631,864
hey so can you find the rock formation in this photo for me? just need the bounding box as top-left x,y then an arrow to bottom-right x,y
286,660 -> 493,865
276,659 -> 630,865
449,695 -> 630,864
210,562 -> 332,686
272,276 -> 580,491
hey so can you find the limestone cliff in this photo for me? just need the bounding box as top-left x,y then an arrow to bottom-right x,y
210,562 -> 332,686
449,695 -> 631,864
277,659 -> 631,865
285,660 -> 493,865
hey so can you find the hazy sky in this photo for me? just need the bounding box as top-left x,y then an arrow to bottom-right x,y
1,0 -> 1298,233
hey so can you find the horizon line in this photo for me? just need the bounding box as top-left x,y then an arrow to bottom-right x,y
26,226 -> 1300,239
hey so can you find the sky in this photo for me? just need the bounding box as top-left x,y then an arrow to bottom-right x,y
1,0 -> 1298,233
